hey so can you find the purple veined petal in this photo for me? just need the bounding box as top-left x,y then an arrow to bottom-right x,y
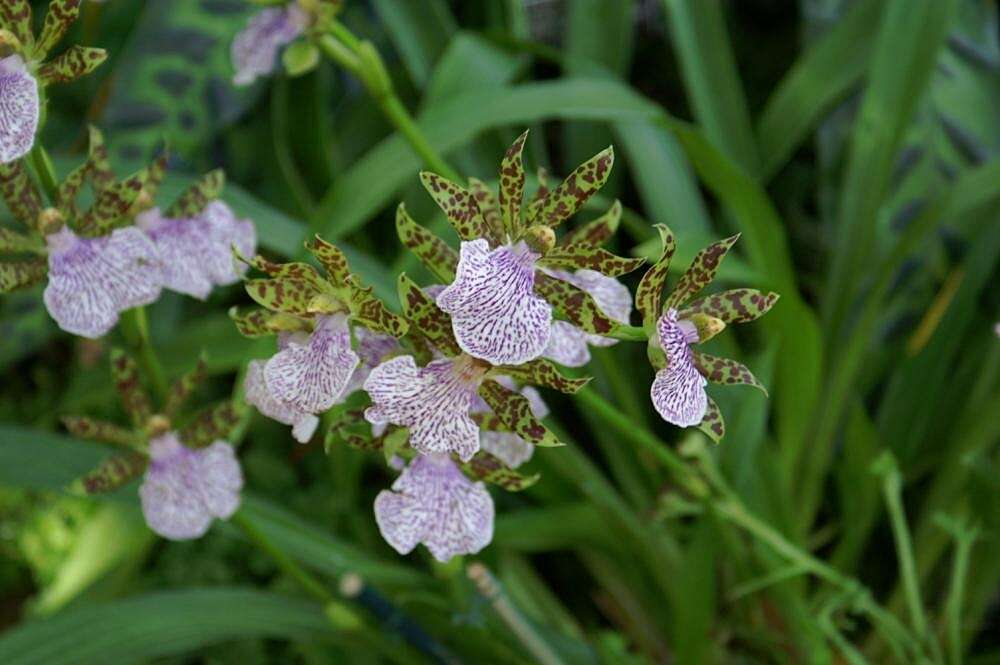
480,431 -> 534,469
520,385 -> 549,420
344,326 -> 400,396
542,320 -> 591,367
264,313 -> 360,413
650,309 -> 707,427
436,239 -> 552,366
244,360 -> 319,443
136,208 -> 215,299
43,226 -> 162,339
373,453 -> 494,562
139,433 -> 243,541
198,201 -> 257,285
0,55 -> 39,164
364,355 -> 485,462
231,6 -> 307,87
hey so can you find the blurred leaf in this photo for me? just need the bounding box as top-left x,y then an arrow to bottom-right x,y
0,425 -> 107,490
371,0 -> 456,87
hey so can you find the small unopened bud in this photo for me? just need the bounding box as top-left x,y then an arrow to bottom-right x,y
131,190 -> 155,215
521,225 -> 555,254
146,414 -> 171,438
689,313 -> 726,343
306,293 -> 340,314
266,312 -> 306,332
37,207 -> 65,235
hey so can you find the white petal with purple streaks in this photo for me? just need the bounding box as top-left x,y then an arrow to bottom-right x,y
344,326 -> 399,396
43,226 -> 162,338
136,208 -> 215,299
0,55 -> 39,163
650,309 -> 707,427
374,453 -> 494,562
264,313 -> 359,413
436,239 -> 551,366
231,6 -> 307,86
244,360 -> 319,443
364,355 -> 484,462
139,433 -> 243,541
198,201 -> 257,285
543,320 -> 591,367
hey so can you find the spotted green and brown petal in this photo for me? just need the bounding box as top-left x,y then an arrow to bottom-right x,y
663,234 -> 740,311
530,166 -> 550,206
85,125 -> 115,190
0,0 -> 33,50
397,273 -> 460,355
228,306 -> 272,338
461,452 -> 539,492
635,224 -> 676,329
559,200 -> 622,248
80,453 -> 146,494
0,161 -> 42,228
693,351 -> 767,395
395,203 -> 458,283
537,245 -> 644,277
238,251 -> 326,286
245,277 -> 324,316
179,400 -> 242,449
526,146 -> 614,228
164,355 -> 208,417
76,155 -> 168,236
304,235 -> 351,287
468,177 -> 503,242
535,272 -> 620,336
495,358 -> 591,394
111,349 -> 152,428
347,276 -> 408,337
696,397 -> 725,443
419,172 -> 489,241
165,169 -> 225,217
499,130 -> 529,237
478,379 -> 561,447
61,415 -> 138,448
56,162 -> 87,219
0,259 -> 45,292
0,227 -> 43,254
34,0 -> 81,59
37,46 -> 106,85
681,288 -> 780,324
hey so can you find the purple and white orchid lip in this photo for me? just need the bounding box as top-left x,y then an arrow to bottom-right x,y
472,381 -> 548,469
343,326 -> 400,396
542,268 -> 632,367
231,5 -> 308,87
0,55 -> 39,164
138,433 -> 243,541
436,239 -> 552,366
364,354 -> 486,462
374,452 -> 494,562
43,226 -> 162,339
264,313 -> 360,414
244,359 -> 319,443
198,201 -> 256,286
650,308 -> 707,427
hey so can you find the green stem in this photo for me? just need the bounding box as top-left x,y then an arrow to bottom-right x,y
607,324 -> 648,342
30,144 -> 60,203
118,307 -> 168,403
944,529 -> 976,665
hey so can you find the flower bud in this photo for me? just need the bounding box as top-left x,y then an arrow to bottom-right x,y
37,207 -> 65,235
146,414 -> 171,438
688,312 -> 726,343
521,225 -> 555,254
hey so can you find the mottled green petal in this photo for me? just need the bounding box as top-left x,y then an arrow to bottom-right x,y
38,45 -> 106,85
498,130 -> 528,238
537,245 -> 644,277
535,272 -> 620,336
85,125 -> 115,190
663,234 -> 740,311
245,278 -> 324,316
346,276 -> 407,337
0,161 -> 43,228
0,0 -> 33,50
526,146 -> 614,228
635,224 -> 676,329
0,227 -> 43,253
76,155 -> 167,236
696,397 -> 725,444
559,200 -> 621,248
693,351 -> 767,395
495,359 -> 590,394
529,166 -> 550,206
419,172 -> 489,241
80,453 -> 146,494
34,0 -> 81,59
304,235 -> 351,287
179,400 -> 242,448
228,306 -> 272,338
397,273 -> 459,355
0,259 -> 45,292
110,348 -> 152,428
478,379 -> 562,447
461,452 -> 539,492
395,203 -> 457,283
61,415 -> 138,448
468,177 -> 504,243
164,169 -> 224,217
164,355 -> 208,417
681,288 -> 780,324
326,408 -> 384,452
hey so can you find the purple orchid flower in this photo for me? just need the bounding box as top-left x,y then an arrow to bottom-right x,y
0,55 -> 39,164
231,4 -> 308,86
650,308 -> 708,427
244,357 -> 319,443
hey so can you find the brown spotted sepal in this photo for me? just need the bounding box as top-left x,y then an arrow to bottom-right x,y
460,451 -> 539,492
395,203 -> 457,283
6,0 -> 106,81
492,358 -> 590,395
477,378 -> 562,448
526,145 -> 614,229
179,400 -> 243,449
396,273 -> 460,356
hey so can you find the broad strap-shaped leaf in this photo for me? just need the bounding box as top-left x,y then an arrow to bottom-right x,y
35,0 -> 81,59
179,400 -> 242,448
461,452 -> 539,492
0,161 -> 43,227
681,288 -> 780,324
228,306 -> 272,338
498,130 -> 528,237
696,397 -> 725,444
526,146 -> 614,228
693,351 -> 767,395
635,224 -> 676,328
0,0 -> 33,50
80,453 -> 146,494
76,155 -> 168,236
164,356 -> 208,417
394,203 -> 457,283
0,259 -> 46,292
164,169 -> 225,217
468,177 -> 504,242
478,379 -> 561,447
419,172 -> 490,241
111,349 -> 152,428
663,234 -> 740,311
0,227 -> 44,254
37,46 -> 107,85
559,200 -> 622,248
496,359 -> 590,394
61,416 -> 138,448
347,276 -> 408,337
304,235 -> 350,287
537,245 -> 644,277
535,272 -> 620,336
245,277 -> 324,316
86,125 -> 115,190
397,273 -> 459,355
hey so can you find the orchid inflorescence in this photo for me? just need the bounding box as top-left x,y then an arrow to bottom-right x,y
0,0 -> 779,563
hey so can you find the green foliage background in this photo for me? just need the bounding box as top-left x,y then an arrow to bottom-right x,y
1,0 -> 998,663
